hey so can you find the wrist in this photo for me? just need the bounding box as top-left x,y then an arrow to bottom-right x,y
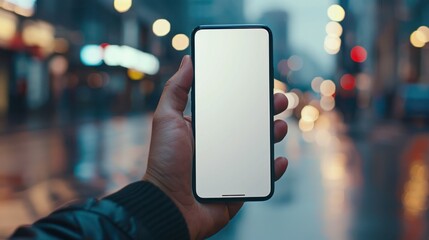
104,181 -> 191,239
143,174 -> 203,240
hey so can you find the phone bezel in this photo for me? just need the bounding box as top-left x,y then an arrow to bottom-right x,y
191,24 -> 274,202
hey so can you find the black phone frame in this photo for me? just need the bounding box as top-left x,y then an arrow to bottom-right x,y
191,24 -> 275,202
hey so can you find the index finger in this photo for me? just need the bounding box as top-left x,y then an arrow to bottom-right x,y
274,93 -> 288,115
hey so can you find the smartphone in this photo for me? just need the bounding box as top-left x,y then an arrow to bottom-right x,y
192,25 -> 274,201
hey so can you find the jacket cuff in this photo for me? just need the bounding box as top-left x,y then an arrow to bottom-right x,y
104,181 -> 190,240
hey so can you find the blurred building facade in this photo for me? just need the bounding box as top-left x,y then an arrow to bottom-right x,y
375,0 -> 429,121
188,0 -> 245,27
259,10 -> 290,81
0,0 -> 189,132
337,0 -> 429,123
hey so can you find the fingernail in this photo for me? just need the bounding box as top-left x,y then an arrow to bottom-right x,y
179,55 -> 190,69
179,56 -> 187,69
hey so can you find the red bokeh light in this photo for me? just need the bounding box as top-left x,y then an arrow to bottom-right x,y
350,46 -> 367,63
100,43 -> 110,49
340,74 -> 356,91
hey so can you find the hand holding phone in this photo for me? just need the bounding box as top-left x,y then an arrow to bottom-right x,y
144,52 -> 288,238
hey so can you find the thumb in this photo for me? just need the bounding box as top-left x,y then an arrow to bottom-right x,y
156,55 -> 193,116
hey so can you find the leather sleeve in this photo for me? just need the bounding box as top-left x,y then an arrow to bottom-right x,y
10,181 -> 190,240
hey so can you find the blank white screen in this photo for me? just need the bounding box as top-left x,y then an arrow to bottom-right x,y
194,28 -> 272,199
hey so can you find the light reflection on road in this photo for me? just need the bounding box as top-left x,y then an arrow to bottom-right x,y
0,115 -> 152,237
0,112 -> 428,239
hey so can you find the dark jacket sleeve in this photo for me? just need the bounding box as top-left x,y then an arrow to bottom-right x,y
10,181 -> 190,240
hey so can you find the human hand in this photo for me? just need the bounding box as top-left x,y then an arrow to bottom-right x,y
143,55 -> 289,239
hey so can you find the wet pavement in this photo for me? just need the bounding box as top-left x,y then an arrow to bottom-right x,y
0,115 -> 153,237
0,112 -> 428,239
212,114 -> 429,240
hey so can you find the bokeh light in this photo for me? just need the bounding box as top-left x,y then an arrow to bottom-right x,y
301,105 -> 320,122
299,118 -> 315,132
320,80 -> 336,96
287,55 -> 303,71
80,45 -> 103,66
22,20 -> 55,52
311,77 -> 324,93
340,74 -> 356,91
114,0 -> 132,13
410,30 -> 426,48
325,21 -> 343,37
104,45 -> 160,75
285,92 -> 299,110
152,19 -> 171,37
172,34 -> 189,51
327,4 -> 345,22
417,26 -> 429,42
320,96 -> 335,111
128,69 -> 145,80
356,73 -> 371,91
277,59 -> 289,76
351,46 -> 367,63
49,55 -> 69,76
0,10 -> 17,43
274,79 -> 287,93
324,35 -> 341,54
413,29 -> 427,43
402,161 -> 428,217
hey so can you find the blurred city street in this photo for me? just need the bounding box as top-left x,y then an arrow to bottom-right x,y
214,113 -> 429,240
0,0 -> 429,239
0,111 -> 428,239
